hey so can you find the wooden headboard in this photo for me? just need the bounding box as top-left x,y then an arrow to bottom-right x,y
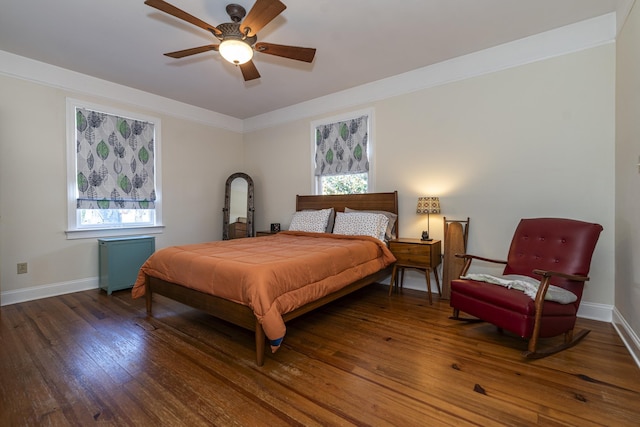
296,191 -> 399,235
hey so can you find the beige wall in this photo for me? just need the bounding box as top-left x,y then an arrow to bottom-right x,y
615,2 -> 640,359
0,75 -> 244,296
245,45 -> 616,308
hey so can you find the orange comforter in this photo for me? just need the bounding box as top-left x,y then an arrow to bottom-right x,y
132,231 -> 395,349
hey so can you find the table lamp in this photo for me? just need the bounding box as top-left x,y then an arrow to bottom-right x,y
416,196 -> 441,241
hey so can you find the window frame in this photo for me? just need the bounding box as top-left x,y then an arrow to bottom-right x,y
310,108 -> 375,195
65,98 -> 163,239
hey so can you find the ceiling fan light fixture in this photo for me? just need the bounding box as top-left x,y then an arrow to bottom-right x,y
219,38 -> 254,65
145,0 -> 314,81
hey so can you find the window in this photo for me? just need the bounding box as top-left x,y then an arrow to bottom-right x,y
66,99 -> 162,239
311,109 -> 373,195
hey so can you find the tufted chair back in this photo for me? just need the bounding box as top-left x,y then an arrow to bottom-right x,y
502,218 -> 603,304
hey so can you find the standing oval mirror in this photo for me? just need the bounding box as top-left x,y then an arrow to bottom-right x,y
223,172 -> 254,240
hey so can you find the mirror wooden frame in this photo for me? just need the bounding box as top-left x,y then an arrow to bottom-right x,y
222,172 -> 254,240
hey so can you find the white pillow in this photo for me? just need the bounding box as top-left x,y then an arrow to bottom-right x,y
305,208 -> 335,233
289,208 -> 332,233
344,207 -> 397,240
333,212 -> 390,242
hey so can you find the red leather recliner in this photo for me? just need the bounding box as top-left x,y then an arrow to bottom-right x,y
450,218 -> 603,358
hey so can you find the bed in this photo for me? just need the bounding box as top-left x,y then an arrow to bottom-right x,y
132,191 -> 399,366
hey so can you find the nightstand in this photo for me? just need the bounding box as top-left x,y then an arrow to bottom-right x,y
388,238 -> 442,304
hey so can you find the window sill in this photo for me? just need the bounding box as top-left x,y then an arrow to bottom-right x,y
65,225 -> 165,240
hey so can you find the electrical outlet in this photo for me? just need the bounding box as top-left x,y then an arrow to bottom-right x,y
17,262 -> 28,274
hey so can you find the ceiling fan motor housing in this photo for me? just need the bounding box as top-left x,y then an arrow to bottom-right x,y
215,22 -> 257,45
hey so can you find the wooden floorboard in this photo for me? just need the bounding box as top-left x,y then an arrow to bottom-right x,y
1,284 -> 639,426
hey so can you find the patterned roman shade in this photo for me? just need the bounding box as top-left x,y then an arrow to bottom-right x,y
314,115 -> 369,176
75,107 -> 156,209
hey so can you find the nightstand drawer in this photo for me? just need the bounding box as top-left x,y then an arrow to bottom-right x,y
388,239 -> 441,269
389,242 -> 431,265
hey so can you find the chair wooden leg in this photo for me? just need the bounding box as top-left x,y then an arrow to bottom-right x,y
449,308 -> 484,322
564,329 -> 574,344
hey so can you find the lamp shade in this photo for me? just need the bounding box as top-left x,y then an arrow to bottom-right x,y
219,39 -> 254,65
416,196 -> 441,214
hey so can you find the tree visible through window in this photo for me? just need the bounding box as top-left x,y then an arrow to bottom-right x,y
320,173 -> 368,195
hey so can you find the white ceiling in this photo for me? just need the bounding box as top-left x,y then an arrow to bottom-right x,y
0,0 -> 634,119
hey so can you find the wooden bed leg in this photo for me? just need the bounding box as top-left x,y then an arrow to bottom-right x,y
255,320 -> 266,367
145,276 -> 153,316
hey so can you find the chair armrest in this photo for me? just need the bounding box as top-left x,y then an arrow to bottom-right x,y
455,254 -> 508,276
530,269 -> 590,332
455,254 -> 508,264
532,269 -> 589,283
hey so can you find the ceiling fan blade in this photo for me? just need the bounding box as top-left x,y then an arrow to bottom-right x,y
255,42 -> 316,63
164,45 -> 219,58
241,0 -> 286,37
144,0 -> 221,36
239,60 -> 261,81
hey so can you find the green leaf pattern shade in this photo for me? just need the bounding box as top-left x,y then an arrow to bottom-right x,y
76,107 -> 156,209
315,115 -> 369,177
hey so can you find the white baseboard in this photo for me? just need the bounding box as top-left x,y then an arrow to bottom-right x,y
612,308 -> 640,369
1,277 -> 99,306
577,301 -> 613,322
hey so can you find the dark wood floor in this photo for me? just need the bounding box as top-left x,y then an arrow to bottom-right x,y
1,284 -> 639,426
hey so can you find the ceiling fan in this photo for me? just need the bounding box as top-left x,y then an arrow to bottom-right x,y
144,0 -> 316,81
